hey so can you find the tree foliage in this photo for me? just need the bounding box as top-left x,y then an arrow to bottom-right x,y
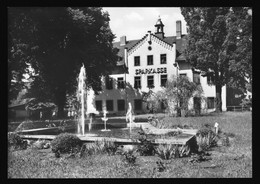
8,7 -> 119,117
181,7 -> 252,112
164,75 -> 204,116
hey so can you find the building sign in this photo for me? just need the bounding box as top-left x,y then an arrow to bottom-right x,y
135,67 -> 167,75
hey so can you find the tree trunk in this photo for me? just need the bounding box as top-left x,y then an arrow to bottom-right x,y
215,85 -> 222,112
55,88 -> 67,119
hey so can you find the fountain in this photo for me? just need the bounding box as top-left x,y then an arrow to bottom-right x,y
101,109 -> 110,132
126,102 -> 134,136
86,88 -> 99,131
77,64 -> 99,135
77,64 -> 86,135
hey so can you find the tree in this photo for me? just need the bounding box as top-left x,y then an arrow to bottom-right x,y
164,75 -> 204,117
142,90 -> 165,114
181,7 -> 252,112
8,7 -> 119,118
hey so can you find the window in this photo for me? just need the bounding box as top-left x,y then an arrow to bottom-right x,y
117,100 -> 125,111
147,75 -> 154,88
134,100 -> 142,111
160,54 -> 167,64
161,75 -> 167,87
106,100 -> 113,111
207,97 -> 215,109
207,73 -> 214,84
134,56 -> 140,66
106,77 -> 113,90
134,76 -> 141,89
193,72 -> 200,84
180,73 -> 187,78
117,77 -> 125,89
147,55 -> 153,65
95,100 -> 102,111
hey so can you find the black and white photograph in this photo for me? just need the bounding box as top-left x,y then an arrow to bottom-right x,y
8,7 -> 252,178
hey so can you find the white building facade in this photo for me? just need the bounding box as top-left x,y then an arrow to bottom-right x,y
88,18 -> 227,115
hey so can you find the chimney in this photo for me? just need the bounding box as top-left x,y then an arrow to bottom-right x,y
120,36 -> 126,46
176,20 -> 182,39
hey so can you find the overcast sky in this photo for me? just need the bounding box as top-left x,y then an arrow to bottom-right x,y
103,7 -> 188,42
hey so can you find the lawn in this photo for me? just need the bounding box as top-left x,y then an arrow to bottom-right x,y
8,111 -> 252,178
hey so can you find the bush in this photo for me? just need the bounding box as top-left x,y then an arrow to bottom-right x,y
51,133 -> 82,154
8,132 -> 27,150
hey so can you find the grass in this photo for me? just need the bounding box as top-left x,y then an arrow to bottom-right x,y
8,111 -> 252,178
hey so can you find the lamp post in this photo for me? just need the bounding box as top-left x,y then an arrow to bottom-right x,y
173,62 -> 181,117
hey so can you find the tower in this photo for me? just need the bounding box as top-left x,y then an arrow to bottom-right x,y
154,16 -> 165,39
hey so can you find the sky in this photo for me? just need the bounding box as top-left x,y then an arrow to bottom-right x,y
103,7 -> 187,42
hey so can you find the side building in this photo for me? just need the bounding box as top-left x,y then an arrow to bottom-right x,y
89,18 -> 227,116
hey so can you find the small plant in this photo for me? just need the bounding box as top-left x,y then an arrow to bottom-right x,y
196,128 -> 218,152
123,150 -> 137,165
221,135 -> 230,147
8,132 -> 27,150
166,130 -> 182,137
137,128 -> 156,156
79,143 -> 99,156
32,139 -> 51,149
179,144 -> 191,157
189,152 -> 211,163
155,160 -> 166,172
100,139 -> 119,155
156,144 -> 180,160
51,133 -> 82,154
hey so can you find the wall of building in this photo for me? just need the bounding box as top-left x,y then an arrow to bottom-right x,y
200,76 -> 227,111
127,34 -> 176,93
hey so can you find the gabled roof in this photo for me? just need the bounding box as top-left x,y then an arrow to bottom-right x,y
113,34 -> 187,66
111,34 -> 188,74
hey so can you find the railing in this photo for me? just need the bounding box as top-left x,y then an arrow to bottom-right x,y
226,106 -> 251,112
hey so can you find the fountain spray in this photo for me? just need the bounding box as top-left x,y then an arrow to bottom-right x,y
77,64 -> 86,136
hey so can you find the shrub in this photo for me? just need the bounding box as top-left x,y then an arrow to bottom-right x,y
51,133 -> 82,154
8,132 -> 27,150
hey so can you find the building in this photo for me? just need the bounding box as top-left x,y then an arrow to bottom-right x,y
88,17 -> 228,115
8,98 -> 56,121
